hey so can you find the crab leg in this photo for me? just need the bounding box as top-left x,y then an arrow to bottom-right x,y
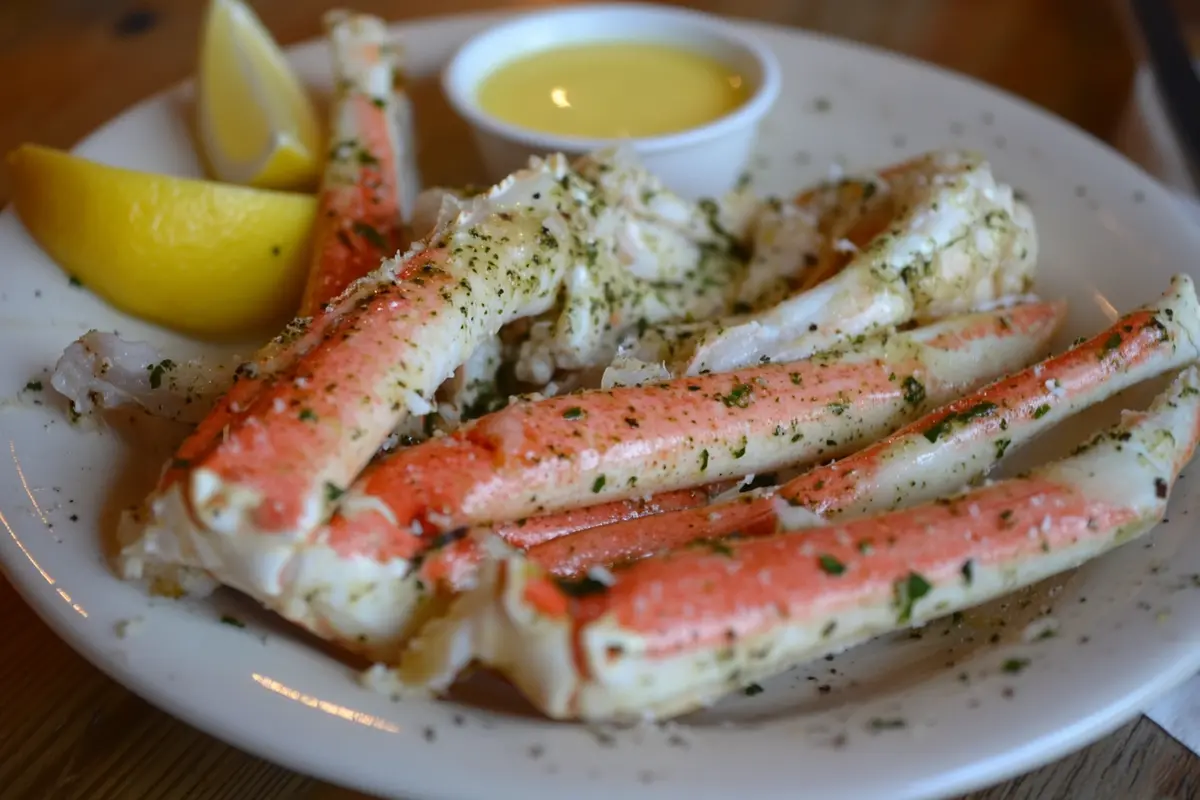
627,150 -> 1038,375
411,482 -> 740,596
389,365 -> 1200,721
527,274 -> 1200,577
298,11 -> 417,316
118,155 -> 593,595
321,301 -> 1061,551
492,483 -> 737,551
255,301 -> 1062,655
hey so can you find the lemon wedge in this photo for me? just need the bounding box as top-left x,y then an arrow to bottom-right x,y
196,0 -> 322,191
8,144 -> 317,338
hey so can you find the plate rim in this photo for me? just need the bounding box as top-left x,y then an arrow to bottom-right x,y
3,9 -> 1199,800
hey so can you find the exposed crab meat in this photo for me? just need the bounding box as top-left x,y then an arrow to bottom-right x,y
299,11 -> 416,315
118,155 -> 590,586
436,335 -> 504,427
386,365 -> 1200,721
526,274 -> 1200,576
115,149 -> 794,595
142,301 -> 1062,656
50,330 -> 243,424
626,150 -> 1038,375
511,152 -> 756,382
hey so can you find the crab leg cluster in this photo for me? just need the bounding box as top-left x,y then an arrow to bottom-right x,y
97,144 -> 1197,722
388,361 -> 1200,721
518,276 -> 1200,579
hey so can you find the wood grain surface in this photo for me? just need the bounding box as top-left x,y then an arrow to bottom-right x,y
1,1 -> 1197,799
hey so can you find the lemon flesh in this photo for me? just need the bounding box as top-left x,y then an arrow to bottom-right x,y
8,144 -> 317,338
197,0 -> 322,190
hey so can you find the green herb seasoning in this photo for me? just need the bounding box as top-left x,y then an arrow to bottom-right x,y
893,571 -> 932,624
902,376 -> 926,406
818,554 -> 846,576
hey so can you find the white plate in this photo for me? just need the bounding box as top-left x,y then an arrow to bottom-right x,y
3,12 -> 1200,800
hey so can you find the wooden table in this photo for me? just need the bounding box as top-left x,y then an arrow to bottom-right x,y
1,1 -> 1197,798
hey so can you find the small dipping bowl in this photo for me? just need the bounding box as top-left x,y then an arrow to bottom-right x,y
442,3 -> 782,200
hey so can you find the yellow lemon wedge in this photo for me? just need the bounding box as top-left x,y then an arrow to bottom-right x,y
196,0 -> 322,191
8,144 -> 317,338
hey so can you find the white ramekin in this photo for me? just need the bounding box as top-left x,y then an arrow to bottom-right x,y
441,3 -> 782,200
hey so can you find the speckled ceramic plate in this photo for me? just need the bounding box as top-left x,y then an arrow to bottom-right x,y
3,11 -> 1200,800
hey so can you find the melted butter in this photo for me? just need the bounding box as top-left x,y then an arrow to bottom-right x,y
477,43 -> 750,138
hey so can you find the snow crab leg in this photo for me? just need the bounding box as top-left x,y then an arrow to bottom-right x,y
627,150 -> 1038,375
389,365 -> 1200,721
321,301 -> 1061,545
525,274 -> 1200,577
298,11 -> 417,315
491,483 -> 738,551
119,156 -> 596,594
264,301 -> 1062,655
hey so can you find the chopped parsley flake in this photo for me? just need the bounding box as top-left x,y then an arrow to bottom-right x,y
923,417 -> 953,443
869,717 -> 907,731
324,482 -> 345,503
720,383 -> 754,408
1002,657 -> 1030,674
352,221 -> 389,250
592,475 -> 606,493
220,615 -> 246,628
923,402 -> 997,443
1032,403 -> 1051,419
562,406 -> 585,420
1101,332 -> 1122,356
299,408 -> 318,422
147,359 -> 176,390
961,559 -> 975,585
893,571 -> 932,624
960,401 -> 998,422
701,539 -> 735,557
24,380 -> 42,392
743,682 -> 765,696
902,376 -> 926,406
818,554 -> 846,576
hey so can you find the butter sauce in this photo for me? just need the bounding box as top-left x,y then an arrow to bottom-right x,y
477,43 -> 750,139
